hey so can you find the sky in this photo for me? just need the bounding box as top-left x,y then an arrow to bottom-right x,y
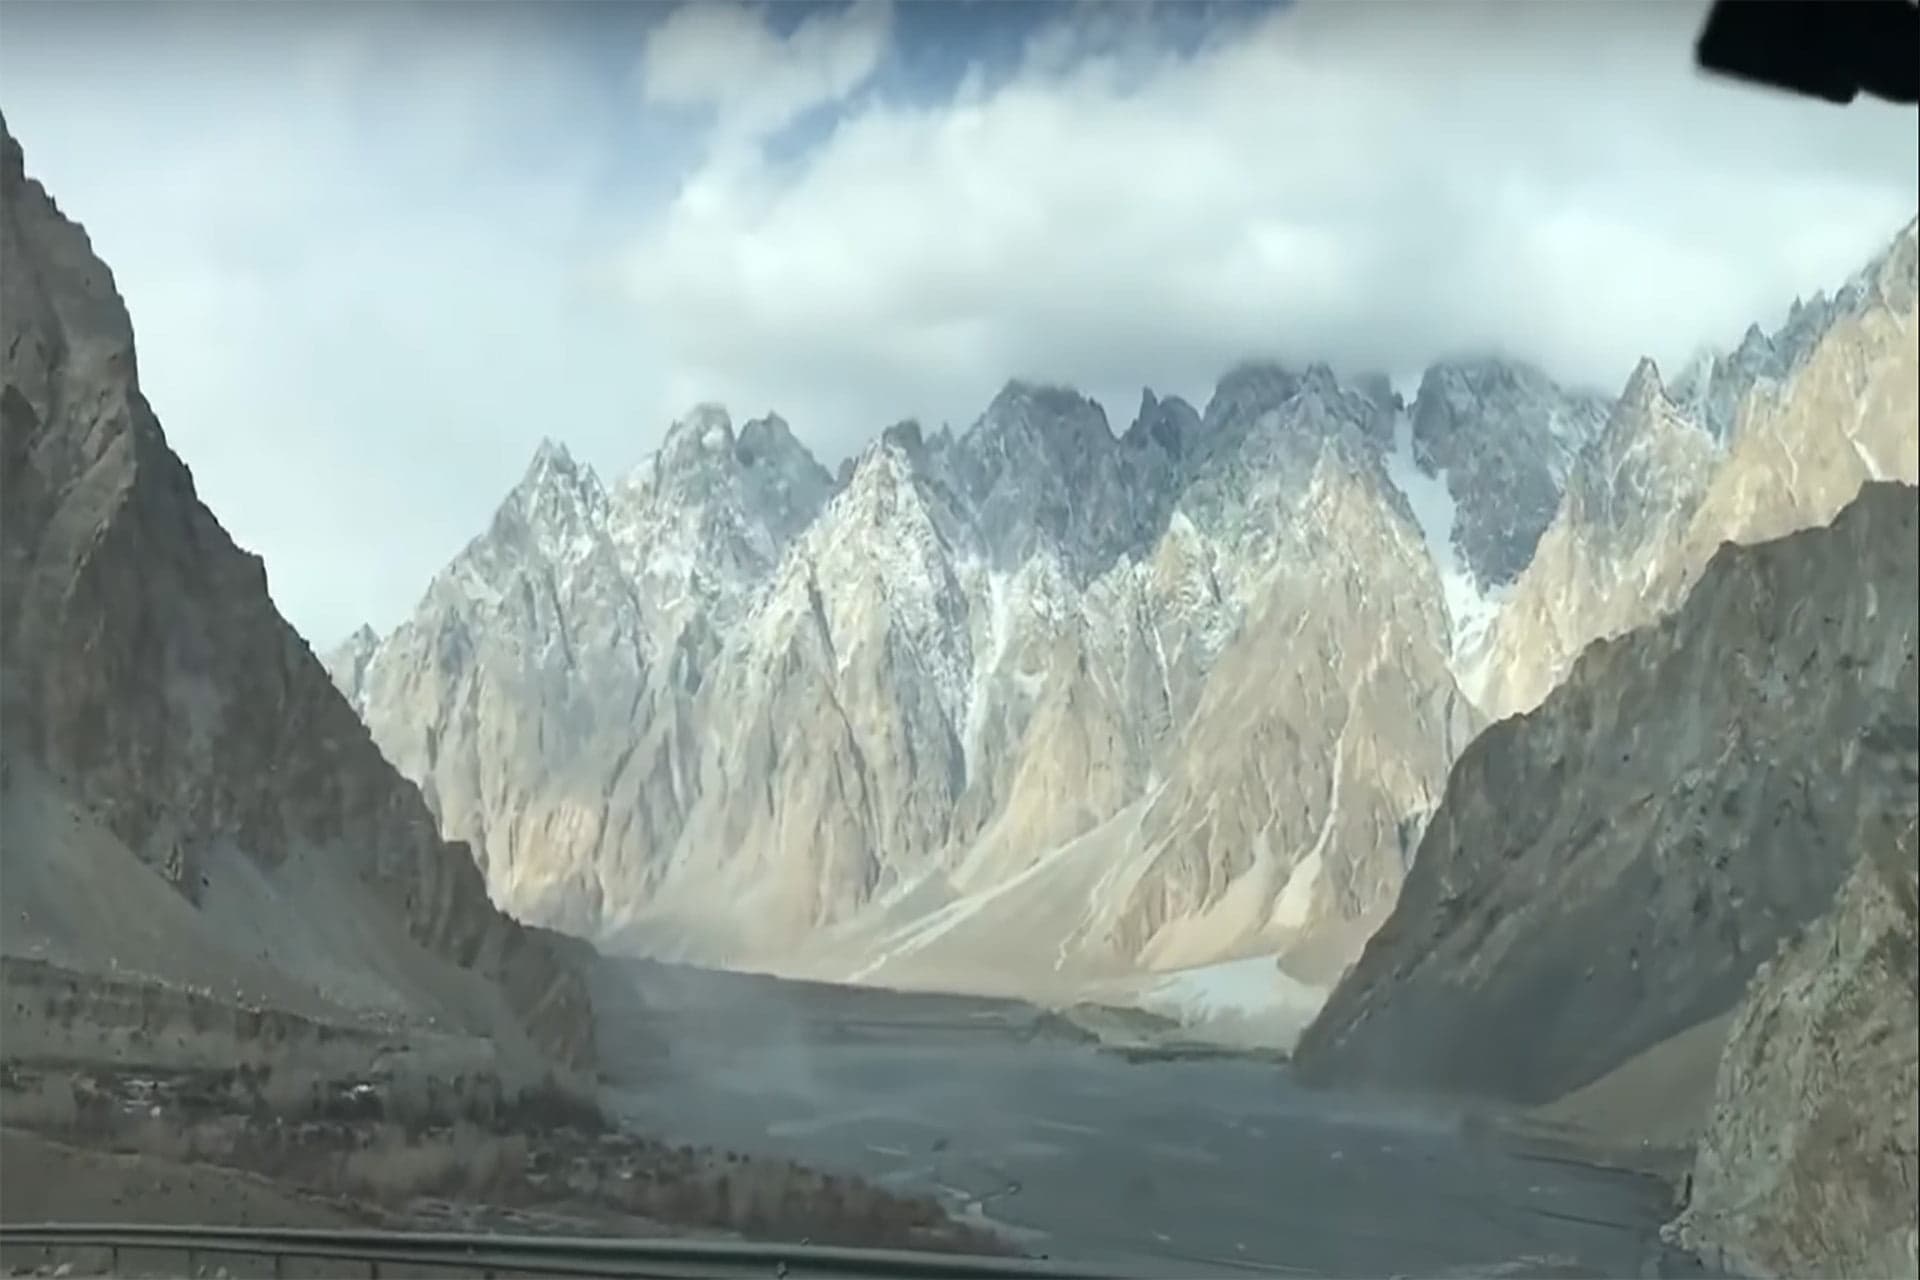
2,0 -> 1914,646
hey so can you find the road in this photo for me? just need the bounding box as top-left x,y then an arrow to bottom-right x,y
595,963 -> 1721,1279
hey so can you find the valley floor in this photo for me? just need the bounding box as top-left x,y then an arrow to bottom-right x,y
598,960 -> 1730,1279
1,951 -> 1741,1279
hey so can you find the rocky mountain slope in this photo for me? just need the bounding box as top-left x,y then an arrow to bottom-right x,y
1293,481 -> 1919,1103
1404,358 -> 1611,593
1668,735 -> 1918,1279
0,113 -> 596,1073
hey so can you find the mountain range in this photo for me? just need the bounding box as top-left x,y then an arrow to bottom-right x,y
329,213 -> 1919,1021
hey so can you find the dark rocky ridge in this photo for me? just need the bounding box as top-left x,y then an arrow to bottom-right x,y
1295,482 -> 1919,1104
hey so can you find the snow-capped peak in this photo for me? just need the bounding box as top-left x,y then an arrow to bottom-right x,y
1618,356 -> 1668,410
515,432 -> 591,483
505,437 -> 609,544
656,403 -> 738,469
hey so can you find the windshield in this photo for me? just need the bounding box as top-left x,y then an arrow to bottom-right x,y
1,3 -> 1915,1278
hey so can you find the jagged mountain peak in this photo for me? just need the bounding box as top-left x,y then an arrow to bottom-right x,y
637,404 -> 831,499
481,438 -> 610,573
1618,355 -> 1668,409
880,417 -> 928,456
1204,360 -> 1297,421
1409,355 -> 1611,473
1668,217 -> 1916,447
1575,355 -> 1711,487
514,435 -> 600,498
799,425 -> 978,618
734,411 -> 802,463
1865,212 -> 1918,312
829,421 -> 949,509
1201,361 -> 1369,446
670,400 -> 735,441
527,434 -> 576,468
982,377 -> 1107,426
1396,351 -> 1616,591
1670,322 -> 1781,441
651,402 -> 738,475
501,437 -> 607,540
965,381 -> 1118,473
322,622 -> 383,707
948,379 -> 1147,575
1122,386 -> 1204,459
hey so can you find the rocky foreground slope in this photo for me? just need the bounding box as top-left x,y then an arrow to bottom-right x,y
0,113 -> 595,1074
1294,482 -> 1919,1103
1669,758 -> 1918,1280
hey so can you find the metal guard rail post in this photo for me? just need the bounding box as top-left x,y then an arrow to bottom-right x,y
0,1222 -> 1137,1279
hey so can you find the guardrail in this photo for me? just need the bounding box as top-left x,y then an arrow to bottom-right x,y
0,1223 -> 1129,1279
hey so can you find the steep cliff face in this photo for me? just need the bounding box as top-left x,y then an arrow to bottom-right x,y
1294,483 -> 1919,1104
0,115 -> 595,1070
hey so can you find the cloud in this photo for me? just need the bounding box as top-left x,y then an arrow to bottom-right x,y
0,1 -> 664,646
2,0 -> 1914,646
618,0 -> 1918,461
639,0 -> 893,146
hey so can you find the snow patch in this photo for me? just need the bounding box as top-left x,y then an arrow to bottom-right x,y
961,563 -> 1015,770
1847,398 -> 1890,481
1269,849 -> 1321,931
1138,954 -> 1324,1029
1383,409 -> 1506,669
455,561 -> 504,610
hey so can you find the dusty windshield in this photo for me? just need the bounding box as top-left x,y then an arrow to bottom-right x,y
1,2 -> 1915,1277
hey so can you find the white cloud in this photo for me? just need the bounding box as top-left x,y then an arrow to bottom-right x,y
0,3 -> 661,646
619,0 -> 1918,461
2,0 -> 1913,646
639,0 -> 893,146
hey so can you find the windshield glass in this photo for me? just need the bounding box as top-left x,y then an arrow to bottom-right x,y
1,3 -> 1915,1277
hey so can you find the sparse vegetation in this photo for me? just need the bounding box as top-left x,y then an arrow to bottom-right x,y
0,1060 -> 1006,1255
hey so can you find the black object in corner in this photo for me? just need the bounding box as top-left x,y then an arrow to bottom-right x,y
1696,0 -> 1920,105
